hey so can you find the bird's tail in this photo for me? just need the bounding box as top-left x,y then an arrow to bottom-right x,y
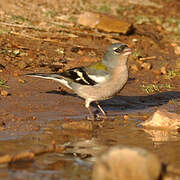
26,73 -> 72,89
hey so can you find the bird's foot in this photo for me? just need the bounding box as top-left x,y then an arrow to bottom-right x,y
95,114 -> 107,128
95,113 -> 106,119
86,115 -> 95,121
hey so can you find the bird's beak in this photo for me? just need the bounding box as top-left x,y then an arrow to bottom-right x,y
123,47 -> 132,56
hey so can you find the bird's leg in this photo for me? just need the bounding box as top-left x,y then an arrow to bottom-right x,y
87,107 -> 95,121
95,101 -> 107,127
95,101 -> 106,117
85,100 -> 95,121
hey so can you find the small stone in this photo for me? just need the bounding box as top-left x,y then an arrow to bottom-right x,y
13,72 -> 20,77
171,43 -> 180,55
132,38 -> 138,42
13,49 -> 20,56
141,108 -> 180,130
18,78 -> 25,83
92,146 -> 162,180
78,12 -> 99,28
77,49 -> 84,55
136,60 -> 143,64
17,61 -> 28,70
156,25 -> 162,31
135,79 -> 139,83
78,12 -> 132,34
130,64 -> 139,72
141,62 -> 152,70
123,114 -> 129,120
155,75 -> 160,80
0,90 -> 9,96
152,69 -> 161,75
56,48 -> 64,54
160,66 -> 167,75
25,116 -> 36,121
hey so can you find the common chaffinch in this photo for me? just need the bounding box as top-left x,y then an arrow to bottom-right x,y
26,43 -> 131,120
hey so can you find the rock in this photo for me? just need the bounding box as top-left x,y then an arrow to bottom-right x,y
123,114 -> 129,120
132,38 -> 138,42
130,64 -> 139,72
152,69 -> 161,75
18,78 -> 25,83
174,46 -> 180,55
78,12 -> 132,34
92,146 -> 162,180
141,62 -> 152,70
141,109 -> 180,130
171,43 -> 180,55
78,12 -> 99,28
160,67 -> 167,75
17,61 -> 28,70
0,90 -> 9,97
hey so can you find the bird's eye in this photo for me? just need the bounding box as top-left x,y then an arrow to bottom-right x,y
113,44 -> 128,54
113,47 -> 122,53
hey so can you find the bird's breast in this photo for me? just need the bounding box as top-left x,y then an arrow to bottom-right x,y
76,65 -> 128,101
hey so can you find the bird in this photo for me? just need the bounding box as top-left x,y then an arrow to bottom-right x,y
26,43 -> 132,120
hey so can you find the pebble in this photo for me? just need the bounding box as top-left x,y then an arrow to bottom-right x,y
78,12 -> 132,34
141,108 -> 180,130
174,46 -> 180,55
123,114 -> 129,120
18,78 -> 25,83
132,38 -> 138,42
160,67 -> 167,75
171,43 -> 180,55
141,62 -> 152,70
0,90 -> 9,97
17,61 -> 28,70
152,69 -> 161,75
130,64 -> 139,72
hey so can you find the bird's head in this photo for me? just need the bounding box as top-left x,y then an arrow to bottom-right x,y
103,43 -> 131,68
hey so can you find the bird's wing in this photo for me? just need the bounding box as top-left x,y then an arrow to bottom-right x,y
65,61 -> 110,85
26,66 -> 98,89
60,67 -> 97,85
26,62 -> 109,88
82,62 -> 109,84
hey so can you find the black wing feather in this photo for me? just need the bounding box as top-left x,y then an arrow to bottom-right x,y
61,67 -> 97,85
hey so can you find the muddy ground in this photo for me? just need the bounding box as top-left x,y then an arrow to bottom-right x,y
0,0 -> 180,179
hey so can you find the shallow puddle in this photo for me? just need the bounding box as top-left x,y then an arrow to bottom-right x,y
1,106 -> 180,179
